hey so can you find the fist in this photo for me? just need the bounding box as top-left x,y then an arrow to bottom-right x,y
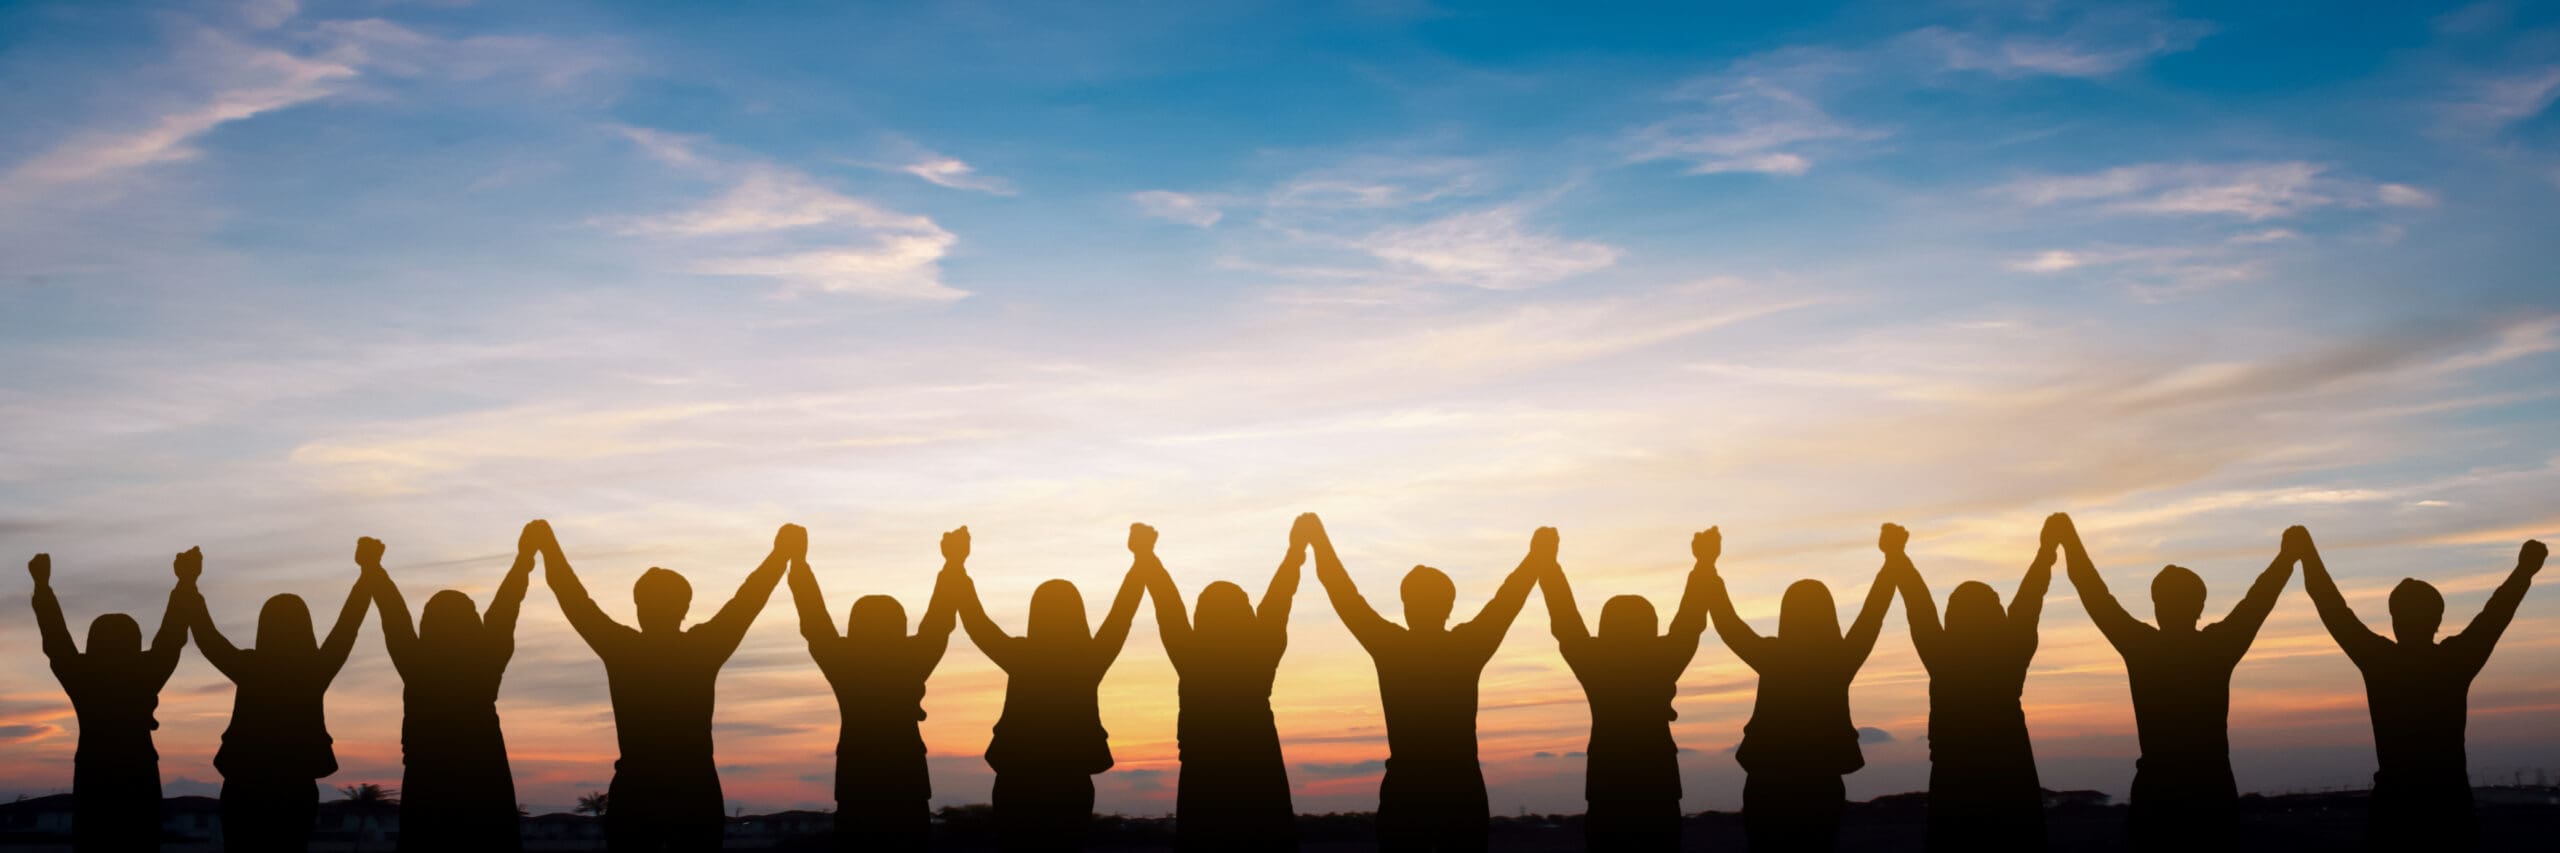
2040,513 -> 2075,550
174,547 -> 202,581
1290,513 -> 1322,548
941,526 -> 971,563
520,520 -> 555,554
2524,540 -> 2548,572
1693,527 -> 1722,563
28,554 -> 49,583
1879,523 -> 1910,555
2282,525 -> 2313,558
774,524 -> 809,560
1529,527 -> 1560,563
1129,523 -> 1159,555
355,537 -> 386,569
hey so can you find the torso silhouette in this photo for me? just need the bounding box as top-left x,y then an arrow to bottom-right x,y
53,653 -> 175,769
2346,639 -> 2489,784
1367,624 -> 1503,772
2117,626 -> 2248,773
394,640 -> 509,769
1168,627 -> 1287,766
215,649 -> 341,778
985,637 -> 1116,774
1734,642 -> 1864,776
591,626 -> 730,774
1560,638 -> 1687,799
1914,633 -> 2036,774
813,638 -> 939,798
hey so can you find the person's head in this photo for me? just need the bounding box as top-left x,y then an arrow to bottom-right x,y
85,613 -> 142,657
256,593 -> 316,654
2389,579 -> 2444,644
1944,581 -> 2007,639
847,595 -> 908,645
1192,581 -> 1256,641
1028,579 -> 1090,642
419,590 -> 483,647
1597,595 -> 1659,641
1400,566 -> 1455,630
634,568 -> 691,634
2150,565 -> 2207,631
1779,580 -> 1840,642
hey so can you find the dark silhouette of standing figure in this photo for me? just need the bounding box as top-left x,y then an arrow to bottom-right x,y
545,523 -> 801,852
29,549 -> 196,852
1886,520 -> 2051,852
948,524 -> 1151,852
364,525 -> 538,852
1535,528 -> 1717,852
1310,515 -> 1542,853
185,543 -> 378,851
2298,528 -> 2544,851
787,526 -> 966,852
1132,515 -> 1306,852
2061,514 -> 2293,852
1698,525 -> 1898,853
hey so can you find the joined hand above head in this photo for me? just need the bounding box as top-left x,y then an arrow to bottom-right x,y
1529,527 -> 1560,566
774,523 -> 809,562
2281,525 -> 2314,560
941,526 -> 970,565
1879,523 -> 1910,557
1693,527 -> 1721,565
1290,512 -> 1322,551
2040,513 -> 2075,552
174,547 -> 202,582
1128,523 -> 1159,557
520,519 -> 555,556
2523,539 -> 2548,574
355,537 -> 387,571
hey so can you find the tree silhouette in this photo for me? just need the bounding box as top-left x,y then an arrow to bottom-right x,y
337,783 -> 400,853
577,790 -> 610,818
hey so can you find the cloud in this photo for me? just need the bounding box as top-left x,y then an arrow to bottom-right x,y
2439,65 -> 2560,133
900,154 -> 1013,195
1629,51 -> 1883,176
1857,726 -> 1896,744
1353,205 -> 1619,290
1295,760 -> 1386,779
609,143 -> 966,300
2,30 -> 355,189
1130,190 -> 1222,227
1990,162 -> 2436,220
1900,11 -> 2212,78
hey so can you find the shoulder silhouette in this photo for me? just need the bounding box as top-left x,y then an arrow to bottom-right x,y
1311,514 -> 1541,852
186,543 -> 377,851
2297,528 -> 2543,851
1890,519 -> 2052,851
1537,527 -> 1716,851
545,522 -> 798,852
949,524 -> 1150,851
1699,524 -> 1899,853
367,525 -> 538,852
28,548 -> 196,853
1136,515 -> 1305,852
787,525 -> 965,851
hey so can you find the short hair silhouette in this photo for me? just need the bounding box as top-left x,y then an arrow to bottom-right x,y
366,527 -> 537,852
2299,530 -> 2543,851
1311,515 -> 1542,852
29,549 -> 196,853
1888,520 -> 2053,851
789,526 -> 965,852
2151,564 -> 2208,629
1135,516 -> 1305,852
545,522 -> 797,852
951,524 -> 1151,851
186,545 -> 377,851
1538,527 -> 1717,851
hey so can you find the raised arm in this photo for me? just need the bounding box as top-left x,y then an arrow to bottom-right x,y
787,556 -> 836,648
2294,527 -> 2388,664
541,525 -> 630,649
1667,528 -> 1721,642
28,554 -> 76,662
2056,514 -> 2146,647
1135,528 -> 1190,657
697,524 -> 801,658
2010,521 -> 2057,648
146,553 -> 198,686
360,537 -> 418,670
946,537 -> 1021,667
1697,539 -> 1773,670
484,522 -> 540,660
1090,524 -> 1155,667
2447,539 -> 2546,669
1539,549 -> 1589,650
1882,524 -> 1941,664
1259,515 -> 1312,629
1458,527 -> 1550,651
1842,526 -> 1903,670
2210,527 -> 2298,651
318,545 -> 379,682
911,530 -> 968,670
182,549 -> 247,677
1306,514 -> 1398,650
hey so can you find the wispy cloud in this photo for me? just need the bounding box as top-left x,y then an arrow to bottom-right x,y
608,134 -> 966,300
1353,205 -> 1619,290
2,30 -> 354,189
1130,190 -> 1222,226
1899,8 -> 2213,78
1629,51 -> 1882,176
899,153 -> 1014,195
1990,162 -> 2435,220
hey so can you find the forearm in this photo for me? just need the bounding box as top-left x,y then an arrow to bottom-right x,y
788,565 -> 833,642
32,583 -> 74,656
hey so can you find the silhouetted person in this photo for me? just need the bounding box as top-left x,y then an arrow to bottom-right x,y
1887,520 -> 2051,852
1698,525 -> 1898,853
1133,516 -> 1306,852
185,544 -> 378,851
788,526 -> 966,852
366,526 -> 537,852
29,549 -> 196,852
2298,528 -> 2544,851
1535,528 -> 1717,852
2062,514 -> 2293,852
1311,515 -> 1542,853
546,523 -> 801,852
949,524 -> 1151,852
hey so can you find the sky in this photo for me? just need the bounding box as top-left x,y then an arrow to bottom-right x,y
2,0 -> 2559,818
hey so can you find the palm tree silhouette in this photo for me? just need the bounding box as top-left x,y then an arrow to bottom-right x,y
337,783 -> 400,852
576,790 -> 611,818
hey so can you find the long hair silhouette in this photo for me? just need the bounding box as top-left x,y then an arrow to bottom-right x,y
1310,515 -> 1543,853
28,549 -> 196,853
949,525 -> 1151,851
1536,527 -> 1718,852
1133,515 -> 1306,852
787,526 -> 965,852
2062,514 -> 2294,852
1887,520 -> 2052,852
364,525 -> 537,852
184,544 -> 377,851
2297,528 -> 2544,852
1698,525 -> 1899,853
543,523 -> 799,852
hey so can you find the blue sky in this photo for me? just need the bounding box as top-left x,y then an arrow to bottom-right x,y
3,0 -> 2558,816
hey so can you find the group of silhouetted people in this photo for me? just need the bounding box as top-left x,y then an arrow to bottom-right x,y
22,512 -> 2545,852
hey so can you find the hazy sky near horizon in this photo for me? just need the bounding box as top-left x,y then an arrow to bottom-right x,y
4,0 -> 2559,817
